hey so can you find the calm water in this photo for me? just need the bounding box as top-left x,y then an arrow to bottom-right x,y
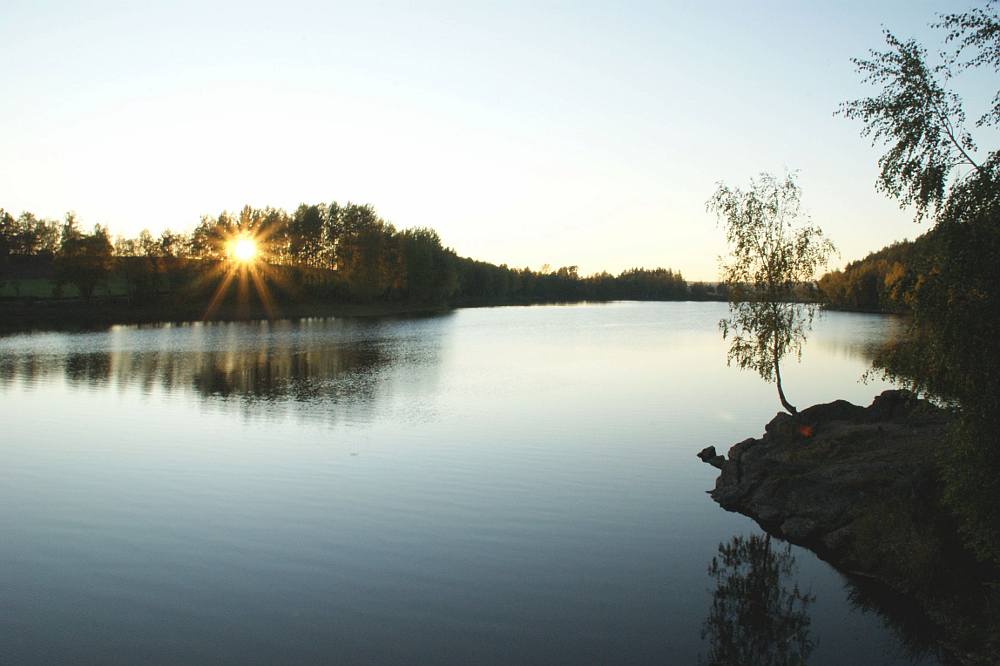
0,302 -> 931,665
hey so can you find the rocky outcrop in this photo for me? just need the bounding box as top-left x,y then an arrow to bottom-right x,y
700,390 -> 1000,664
696,446 -> 725,469
702,390 -> 953,582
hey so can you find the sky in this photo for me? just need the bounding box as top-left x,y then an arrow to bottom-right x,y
0,0 -> 991,280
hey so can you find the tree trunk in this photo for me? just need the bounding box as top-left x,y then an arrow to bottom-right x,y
774,359 -> 797,415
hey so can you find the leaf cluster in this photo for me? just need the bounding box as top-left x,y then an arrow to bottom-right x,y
838,33 -> 979,219
936,0 -> 1000,126
839,2 -> 1000,220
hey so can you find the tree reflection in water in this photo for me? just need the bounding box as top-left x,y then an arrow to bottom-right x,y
0,318 -> 443,424
701,533 -> 815,666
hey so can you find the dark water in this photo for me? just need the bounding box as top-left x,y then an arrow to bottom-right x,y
0,302 -> 932,664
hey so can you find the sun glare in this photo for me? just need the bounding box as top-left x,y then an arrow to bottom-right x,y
232,238 -> 257,263
205,231 -> 285,320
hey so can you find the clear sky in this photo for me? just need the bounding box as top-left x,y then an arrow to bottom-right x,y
0,1 -> 989,280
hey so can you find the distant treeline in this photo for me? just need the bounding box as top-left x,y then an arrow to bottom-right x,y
818,235 -> 933,313
0,203 -> 719,312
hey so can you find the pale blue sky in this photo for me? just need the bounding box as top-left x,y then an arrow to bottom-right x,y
0,1 -> 987,279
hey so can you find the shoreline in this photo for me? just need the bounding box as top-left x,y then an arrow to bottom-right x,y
698,391 -> 999,664
0,296 -> 731,335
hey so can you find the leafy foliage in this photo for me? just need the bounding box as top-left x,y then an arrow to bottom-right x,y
937,1 -> 1000,127
838,32 -> 983,219
842,1 -> 1000,565
818,236 -> 928,313
708,173 -> 836,414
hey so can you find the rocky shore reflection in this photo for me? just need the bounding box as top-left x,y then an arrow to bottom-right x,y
701,533 -> 815,666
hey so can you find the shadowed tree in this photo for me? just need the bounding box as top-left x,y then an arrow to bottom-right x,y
708,173 -> 835,414
0,209 -> 14,293
190,213 -> 235,260
157,229 -> 188,257
840,1 -> 1000,564
288,204 -> 327,268
114,228 -> 165,305
399,227 -> 458,304
0,211 -> 60,257
55,217 -> 114,300
336,204 -> 397,300
0,208 -> 14,257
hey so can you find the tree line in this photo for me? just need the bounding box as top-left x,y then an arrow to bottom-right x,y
0,203 -> 704,308
817,236 -> 926,313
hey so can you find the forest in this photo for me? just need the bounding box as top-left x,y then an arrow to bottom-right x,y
817,236 -> 926,313
0,202 -> 701,315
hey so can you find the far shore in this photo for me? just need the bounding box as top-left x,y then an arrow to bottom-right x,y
2,296 -> 908,336
0,296 -> 709,335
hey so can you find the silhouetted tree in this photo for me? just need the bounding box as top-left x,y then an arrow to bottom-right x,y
708,173 -> 835,414
114,228 -> 165,305
288,204 -> 328,268
190,213 -> 233,260
0,208 -> 14,258
158,229 -> 189,257
399,227 -> 458,303
336,204 -> 397,300
0,209 -> 13,293
0,210 -> 60,257
55,217 -> 114,300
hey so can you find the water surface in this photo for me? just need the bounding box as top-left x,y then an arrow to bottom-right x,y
0,302 -> 930,664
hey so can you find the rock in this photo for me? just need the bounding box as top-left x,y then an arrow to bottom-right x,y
696,445 -> 726,469
780,516 -> 819,541
820,526 -> 853,553
698,391 -> 1000,663
700,390 -> 954,578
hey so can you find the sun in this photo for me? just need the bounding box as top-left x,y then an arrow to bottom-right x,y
204,228 -> 289,321
231,237 -> 257,263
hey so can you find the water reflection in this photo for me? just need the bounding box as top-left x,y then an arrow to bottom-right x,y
812,311 -> 906,364
701,534 -> 815,666
0,304 -> 943,664
0,317 -> 446,423
845,563 -> 1000,665
845,577 -> 945,664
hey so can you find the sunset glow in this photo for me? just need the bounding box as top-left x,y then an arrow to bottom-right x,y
0,2 -> 951,280
203,227 -> 289,322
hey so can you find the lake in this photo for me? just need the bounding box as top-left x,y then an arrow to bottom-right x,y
0,301 -> 932,664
